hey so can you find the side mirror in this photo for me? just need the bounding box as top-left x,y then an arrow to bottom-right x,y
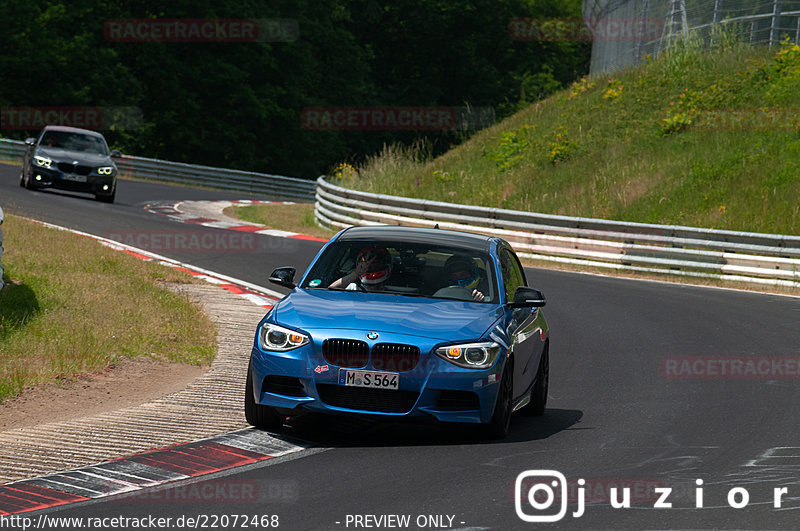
269,266 -> 297,289
507,286 -> 546,308
110,149 -> 122,158
25,138 -> 36,146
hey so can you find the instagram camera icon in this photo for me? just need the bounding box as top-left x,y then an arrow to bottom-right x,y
515,470 -> 568,522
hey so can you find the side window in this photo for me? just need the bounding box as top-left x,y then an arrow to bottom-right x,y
499,248 -> 526,302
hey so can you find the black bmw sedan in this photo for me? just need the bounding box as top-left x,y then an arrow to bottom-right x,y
19,125 -> 120,203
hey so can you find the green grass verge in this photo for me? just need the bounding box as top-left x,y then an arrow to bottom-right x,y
332,36 -> 800,236
0,214 -> 217,402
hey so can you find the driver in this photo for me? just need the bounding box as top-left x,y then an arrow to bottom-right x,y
329,246 -> 393,291
443,255 -> 486,302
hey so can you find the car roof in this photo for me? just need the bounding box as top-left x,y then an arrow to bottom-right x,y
335,225 -> 498,252
41,125 -> 105,138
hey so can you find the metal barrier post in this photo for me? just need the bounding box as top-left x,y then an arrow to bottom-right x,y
0,206 -> 4,293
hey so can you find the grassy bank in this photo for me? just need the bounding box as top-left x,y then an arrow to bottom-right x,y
332,37 -> 800,236
0,215 -> 216,402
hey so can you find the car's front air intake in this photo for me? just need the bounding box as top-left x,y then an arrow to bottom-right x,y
262,375 -> 306,397
317,384 -> 419,413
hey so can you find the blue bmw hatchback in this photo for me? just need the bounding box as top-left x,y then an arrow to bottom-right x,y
245,225 -> 549,439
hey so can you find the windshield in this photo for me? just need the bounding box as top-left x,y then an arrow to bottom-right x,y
301,240 -> 498,303
39,131 -> 109,155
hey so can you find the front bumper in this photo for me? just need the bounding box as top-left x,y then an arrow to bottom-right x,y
248,329 -> 505,424
28,165 -> 115,195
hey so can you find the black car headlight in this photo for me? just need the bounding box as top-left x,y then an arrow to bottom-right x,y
97,166 -> 115,175
259,323 -> 309,352
435,341 -> 501,369
34,155 -> 52,168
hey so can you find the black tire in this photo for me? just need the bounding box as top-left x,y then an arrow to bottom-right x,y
484,361 -> 513,440
244,365 -> 283,430
18,170 -> 24,187
96,188 -> 116,203
522,343 -> 549,416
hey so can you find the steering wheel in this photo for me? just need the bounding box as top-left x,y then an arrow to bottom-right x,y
432,286 -> 474,301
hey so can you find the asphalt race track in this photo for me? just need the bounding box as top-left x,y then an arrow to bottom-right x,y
2,164 -> 800,529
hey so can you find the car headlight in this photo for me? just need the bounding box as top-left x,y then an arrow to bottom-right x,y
34,156 -> 52,168
259,323 -> 309,352
97,166 -> 114,175
435,341 -> 501,369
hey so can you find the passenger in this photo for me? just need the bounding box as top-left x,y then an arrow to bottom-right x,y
443,255 -> 486,302
329,247 -> 393,291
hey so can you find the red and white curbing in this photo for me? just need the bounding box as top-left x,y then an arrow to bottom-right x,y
0,429 -> 307,515
30,218 -> 283,309
144,200 -> 328,242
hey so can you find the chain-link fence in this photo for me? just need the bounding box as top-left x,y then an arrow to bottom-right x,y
585,0 -> 800,73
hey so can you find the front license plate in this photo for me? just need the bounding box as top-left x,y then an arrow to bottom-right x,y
339,369 -> 399,390
61,173 -> 87,182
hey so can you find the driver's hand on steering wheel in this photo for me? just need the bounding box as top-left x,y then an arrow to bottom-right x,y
355,254 -> 375,277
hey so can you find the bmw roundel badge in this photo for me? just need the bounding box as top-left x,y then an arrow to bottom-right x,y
367,332 -> 379,340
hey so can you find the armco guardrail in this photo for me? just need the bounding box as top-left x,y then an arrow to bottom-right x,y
0,138 -> 26,165
115,155 -> 315,200
0,138 -> 315,201
0,206 -> 5,292
315,177 -> 800,287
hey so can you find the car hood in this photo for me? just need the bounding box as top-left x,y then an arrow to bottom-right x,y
273,289 -> 503,342
37,147 -> 112,166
